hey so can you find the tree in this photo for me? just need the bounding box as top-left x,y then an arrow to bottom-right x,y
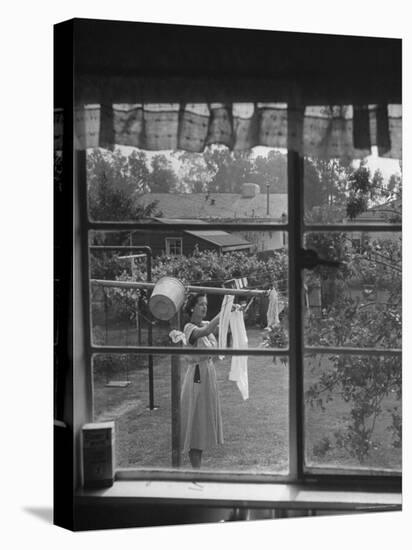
177,151 -> 211,192
304,158 -> 350,218
147,154 -> 179,193
251,149 -> 287,192
304,232 -> 401,464
87,147 -> 159,221
178,145 -> 256,193
87,147 -> 162,297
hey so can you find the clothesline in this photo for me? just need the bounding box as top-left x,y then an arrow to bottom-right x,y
92,279 -> 271,296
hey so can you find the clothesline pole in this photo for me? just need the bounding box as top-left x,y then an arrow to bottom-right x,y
91,279 -> 270,297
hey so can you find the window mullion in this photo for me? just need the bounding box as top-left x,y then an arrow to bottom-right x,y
287,103 -> 305,481
304,346 -> 401,356
303,224 -> 401,232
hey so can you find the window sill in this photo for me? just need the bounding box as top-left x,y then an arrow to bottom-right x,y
76,480 -> 401,511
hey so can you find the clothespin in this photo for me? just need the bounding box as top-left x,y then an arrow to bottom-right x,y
243,296 -> 256,313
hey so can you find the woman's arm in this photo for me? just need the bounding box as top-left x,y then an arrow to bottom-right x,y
189,314 -> 220,343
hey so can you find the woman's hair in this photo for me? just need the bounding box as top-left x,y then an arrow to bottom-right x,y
184,293 -> 207,317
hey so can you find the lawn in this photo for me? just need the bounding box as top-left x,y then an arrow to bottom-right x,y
92,327 -> 401,474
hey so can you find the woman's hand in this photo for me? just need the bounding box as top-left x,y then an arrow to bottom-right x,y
189,313 -> 220,342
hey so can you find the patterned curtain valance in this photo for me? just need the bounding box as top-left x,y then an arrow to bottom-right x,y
54,102 -> 401,160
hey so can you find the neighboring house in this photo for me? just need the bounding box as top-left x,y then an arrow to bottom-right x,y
307,199 -> 402,314
345,198 -> 401,252
130,218 -> 253,257
137,183 -> 288,253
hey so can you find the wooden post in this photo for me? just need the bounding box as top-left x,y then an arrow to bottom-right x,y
170,312 -> 182,468
147,253 -> 155,410
137,296 -> 142,346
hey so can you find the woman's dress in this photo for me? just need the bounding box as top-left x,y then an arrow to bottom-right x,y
180,321 -> 224,453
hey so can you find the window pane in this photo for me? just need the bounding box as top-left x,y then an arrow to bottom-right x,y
89,230 -> 289,351
304,353 -> 401,473
303,232 -> 401,350
86,144 -> 287,223
303,155 -> 402,225
92,353 -> 289,474
165,237 -> 182,256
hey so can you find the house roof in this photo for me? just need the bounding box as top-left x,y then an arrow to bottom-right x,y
350,198 -> 401,223
153,218 -> 253,251
185,229 -> 252,251
138,192 -> 288,220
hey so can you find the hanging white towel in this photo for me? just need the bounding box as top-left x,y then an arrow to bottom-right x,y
229,309 -> 249,400
218,294 -> 234,358
266,288 -> 280,329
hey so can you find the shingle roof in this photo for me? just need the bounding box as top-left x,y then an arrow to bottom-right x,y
153,218 -> 253,251
138,192 -> 287,220
185,229 -> 252,251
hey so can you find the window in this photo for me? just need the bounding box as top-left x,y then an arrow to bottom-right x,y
165,237 -> 182,256
83,130 -> 401,481
351,237 -> 361,254
58,21 -> 402,519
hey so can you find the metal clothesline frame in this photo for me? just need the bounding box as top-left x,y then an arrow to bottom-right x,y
91,279 -> 271,296
90,245 -> 158,410
91,276 -> 279,468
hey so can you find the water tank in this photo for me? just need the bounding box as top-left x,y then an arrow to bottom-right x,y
241,183 -> 260,198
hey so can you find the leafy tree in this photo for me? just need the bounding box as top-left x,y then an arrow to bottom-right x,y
249,149 -> 287,192
147,154 -> 179,193
177,151 -> 211,192
304,231 -> 401,464
87,147 -> 160,221
304,158 -> 350,218
87,147 -> 162,305
178,146 -> 257,193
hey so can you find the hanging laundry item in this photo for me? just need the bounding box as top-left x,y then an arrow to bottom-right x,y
266,288 -> 280,329
229,309 -> 249,400
218,294 -> 234,358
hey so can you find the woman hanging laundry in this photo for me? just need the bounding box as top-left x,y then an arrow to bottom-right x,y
180,293 -> 224,469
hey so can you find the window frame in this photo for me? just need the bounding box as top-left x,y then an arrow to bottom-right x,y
53,21 -> 402,530
165,236 -> 183,256
78,138 -> 401,491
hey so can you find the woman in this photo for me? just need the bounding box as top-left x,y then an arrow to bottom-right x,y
180,293 -> 223,469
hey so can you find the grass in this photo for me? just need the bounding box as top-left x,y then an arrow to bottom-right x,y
92,326 -> 401,474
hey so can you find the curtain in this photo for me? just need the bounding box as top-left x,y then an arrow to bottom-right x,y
54,102 -> 401,160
